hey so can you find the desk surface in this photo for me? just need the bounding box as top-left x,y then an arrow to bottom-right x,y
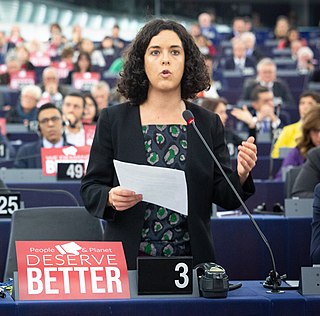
1,281 -> 319,316
0,216 -> 312,283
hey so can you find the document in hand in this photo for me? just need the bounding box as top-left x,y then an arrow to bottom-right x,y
113,160 -> 188,216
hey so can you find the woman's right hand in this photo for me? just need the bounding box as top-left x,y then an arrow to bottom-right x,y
108,186 -> 143,211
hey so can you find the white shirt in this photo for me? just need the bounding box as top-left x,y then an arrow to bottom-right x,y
42,138 -> 64,148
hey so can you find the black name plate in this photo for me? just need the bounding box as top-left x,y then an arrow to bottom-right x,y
137,256 -> 193,295
57,162 -> 85,180
0,193 -> 21,217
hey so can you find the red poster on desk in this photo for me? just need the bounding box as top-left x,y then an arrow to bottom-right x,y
16,241 -> 130,300
41,146 -> 90,176
84,124 -> 96,146
0,118 -> 6,135
10,70 -> 35,89
72,72 -> 100,91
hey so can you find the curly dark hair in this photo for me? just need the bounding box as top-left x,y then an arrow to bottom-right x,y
117,19 -> 210,105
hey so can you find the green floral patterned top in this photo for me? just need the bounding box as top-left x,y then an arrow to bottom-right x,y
139,125 -> 191,257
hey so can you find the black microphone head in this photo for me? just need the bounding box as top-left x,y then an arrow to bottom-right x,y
182,110 -> 195,125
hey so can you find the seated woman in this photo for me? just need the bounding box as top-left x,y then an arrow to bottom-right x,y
82,93 -> 99,125
200,97 -> 256,157
275,104 -> 320,180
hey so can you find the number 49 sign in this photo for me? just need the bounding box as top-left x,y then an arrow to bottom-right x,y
57,163 -> 85,180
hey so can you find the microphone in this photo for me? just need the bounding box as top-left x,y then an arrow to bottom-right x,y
0,187 -> 80,207
268,102 -> 282,179
182,109 -> 284,293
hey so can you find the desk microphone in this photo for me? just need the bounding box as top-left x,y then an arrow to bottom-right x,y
183,109 -> 283,293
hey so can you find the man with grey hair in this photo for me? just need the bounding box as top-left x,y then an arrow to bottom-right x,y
241,57 -> 294,106
0,52 -> 21,85
240,32 -> 264,62
40,66 -> 67,108
91,80 -> 110,112
5,84 -> 41,125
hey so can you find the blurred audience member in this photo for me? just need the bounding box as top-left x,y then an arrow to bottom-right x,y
69,24 -> 83,50
275,104 -> 320,180
201,97 -> 256,157
0,52 -> 21,85
111,24 -> 126,51
197,54 -> 219,99
39,67 -> 67,108
194,34 -> 216,57
62,92 -> 86,146
47,32 -> 65,60
273,16 -> 290,40
296,46 -> 315,74
241,58 -> 293,106
272,91 -> 320,158
82,93 -> 99,125
66,52 -> 92,85
6,84 -> 41,125
7,25 -> 24,48
197,11 -> 219,45
14,103 -> 69,168
233,85 -> 281,135
229,16 -> 246,39
15,44 -> 35,71
278,27 -> 307,49
76,38 -> 106,68
0,31 -> 9,64
241,32 -> 264,62
224,37 -> 256,71
91,81 -> 110,112
290,39 -> 303,61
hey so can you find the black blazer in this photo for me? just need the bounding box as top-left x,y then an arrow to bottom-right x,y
80,102 -> 255,269
224,56 -> 256,70
241,78 -> 294,106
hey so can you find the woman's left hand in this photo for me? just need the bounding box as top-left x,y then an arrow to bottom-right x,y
237,136 -> 257,185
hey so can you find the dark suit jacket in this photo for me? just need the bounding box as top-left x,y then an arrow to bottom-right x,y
14,138 -> 70,168
291,147 -> 320,198
80,102 -> 255,269
241,78 -> 294,106
224,56 -> 256,70
311,183 -> 320,264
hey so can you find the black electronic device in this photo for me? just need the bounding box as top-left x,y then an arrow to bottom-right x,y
195,262 -> 242,298
183,110 -> 285,293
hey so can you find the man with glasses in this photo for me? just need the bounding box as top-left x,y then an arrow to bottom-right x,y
14,103 -> 70,168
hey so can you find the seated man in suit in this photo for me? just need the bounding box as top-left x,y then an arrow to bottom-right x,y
231,85 -> 282,138
14,103 -> 70,168
311,183 -> 320,264
224,37 -> 256,72
241,58 -> 294,106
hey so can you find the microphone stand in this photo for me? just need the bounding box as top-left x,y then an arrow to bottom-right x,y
268,103 -> 282,180
184,110 -> 284,293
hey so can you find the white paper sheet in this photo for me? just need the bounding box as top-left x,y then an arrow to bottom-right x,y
113,160 -> 188,216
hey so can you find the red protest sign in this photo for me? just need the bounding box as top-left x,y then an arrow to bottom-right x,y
16,241 -> 130,300
10,70 -> 35,89
84,124 -> 96,146
41,145 -> 90,176
72,72 -> 100,91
